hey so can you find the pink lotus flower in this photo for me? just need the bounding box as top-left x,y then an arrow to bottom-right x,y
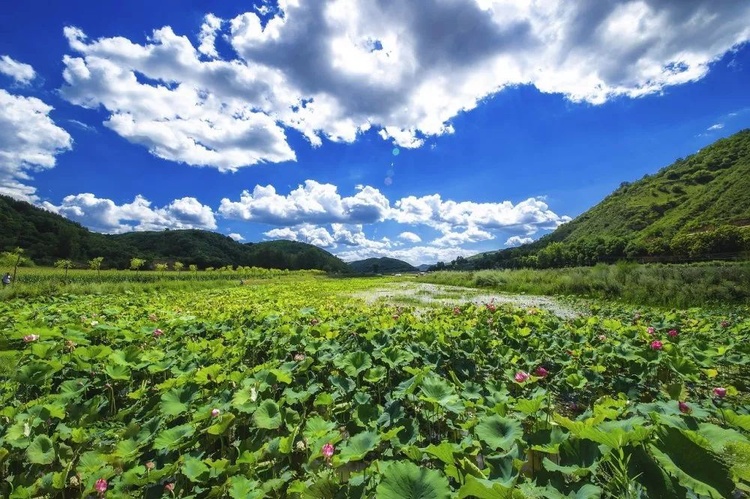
322,443 -> 335,460
634,313 -> 641,321
211,408 -> 220,418
145,461 -> 155,470
453,307 -> 461,315
23,334 -> 39,343
486,303 -> 496,312
514,371 -> 530,383
650,340 -> 663,350
310,318 -> 319,326
721,321 -> 729,328
153,328 -> 163,338
598,334 -> 607,341
95,478 -> 108,495
535,367 -> 549,378
294,353 -> 306,362
678,401 -> 691,414
164,483 -> 175,492
647,327 -> 655,335
668,329 -> 678,338
713,387 -> 727,398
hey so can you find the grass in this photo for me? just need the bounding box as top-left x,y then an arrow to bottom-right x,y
421,261 -> 750,308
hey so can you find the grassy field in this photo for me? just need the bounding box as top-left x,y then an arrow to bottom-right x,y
0,273 -> 748,497
421,261 -> 750,308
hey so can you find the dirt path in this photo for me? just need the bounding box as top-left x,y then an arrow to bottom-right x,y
351,282 -> 582,319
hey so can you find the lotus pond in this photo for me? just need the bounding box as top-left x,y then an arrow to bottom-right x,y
0,275 -> 748,498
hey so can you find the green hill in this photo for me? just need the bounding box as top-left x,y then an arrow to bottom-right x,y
348,257 -> 418,274
460,129 -> 750,269
0,195 -> 349,272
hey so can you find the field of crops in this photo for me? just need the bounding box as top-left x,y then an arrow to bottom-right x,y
1,274 -> 748,498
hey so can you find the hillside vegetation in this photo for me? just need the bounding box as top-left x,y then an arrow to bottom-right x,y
460,129 -> 750,269
0,196 -> 348,272
348,257 -> 417,274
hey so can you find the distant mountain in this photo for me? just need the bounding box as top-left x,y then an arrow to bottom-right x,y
0,195 -> 349,272
348,257 -> 418,274
453,129 -> 750,269
417,264 -> 432,271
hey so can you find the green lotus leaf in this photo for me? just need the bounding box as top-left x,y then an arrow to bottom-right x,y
253,400 -> 282,429
380,347 -> 414,368
207,413 -> 235,435
457,474 -> 516,499
153,423 -> 195,451
113,439 -> 139,460
419,376 -> 457,407
475,415 -> 523,451
363,366 -> 387,383
423,442 -> 455,465
335,351 -> 372,377
161,385 -> 199,416
182,456 -> 209,482
26,435 -> 55,465
76,451 -> 106,475
228,476 -> 264,499
376,461 -> 450,499
105,363 -> 131,380
514,396 -> 544,416
650,427 -> 734,498
338,431 -> 380,462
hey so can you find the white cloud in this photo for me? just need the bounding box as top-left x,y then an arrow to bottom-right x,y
432,226 -> 494,247
198,14 -> 223,58
707,123 -> 724,131
391,194 -> 567,233
58,1 -> 750,168
0,55 -> 36,85
0,89 -> 72,202
42,193 -> 216,233
219,180 -> 390,224
505,236 -> 534,247
336,244 -> 473,267
228,232 -> 245,241
60,26 -> 296,172
398,231 -> 421,243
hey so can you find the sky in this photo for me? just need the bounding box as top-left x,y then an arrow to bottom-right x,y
1,1 -> 749,266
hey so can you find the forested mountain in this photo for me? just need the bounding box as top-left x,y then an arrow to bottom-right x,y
0,195 -> 349,272
348,257 -> 418,274
451,129 -> 750,269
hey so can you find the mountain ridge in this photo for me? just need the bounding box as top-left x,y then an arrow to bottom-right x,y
450,129 -> 750,269
0,195 -> 349,272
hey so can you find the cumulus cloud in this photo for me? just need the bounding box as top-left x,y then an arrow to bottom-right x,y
0,89 -> 72,202
398,231 -> 421,243
432,226 -> 494,247
264,222 -> 392,252
336,244 -> 473,267
391,194 -> 568,233
57,1 -> 750,168
219,180 -> 390,225
505,236 -> 534,247
0,56 -> 36,85
42,193 -> 216,233
228,232 -> 245,241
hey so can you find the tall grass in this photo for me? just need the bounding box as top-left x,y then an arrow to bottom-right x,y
421,261 -> 750,307
0,268 -> 328,300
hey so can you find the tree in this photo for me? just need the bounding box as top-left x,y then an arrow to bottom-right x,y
88,256 -> 104,278
54,259 -> 73,282
130,258 -> 145,273
173,261 -> 184,273
154,263 -> 168,275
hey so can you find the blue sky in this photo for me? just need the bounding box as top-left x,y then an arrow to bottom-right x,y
1,0 -> 749,265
